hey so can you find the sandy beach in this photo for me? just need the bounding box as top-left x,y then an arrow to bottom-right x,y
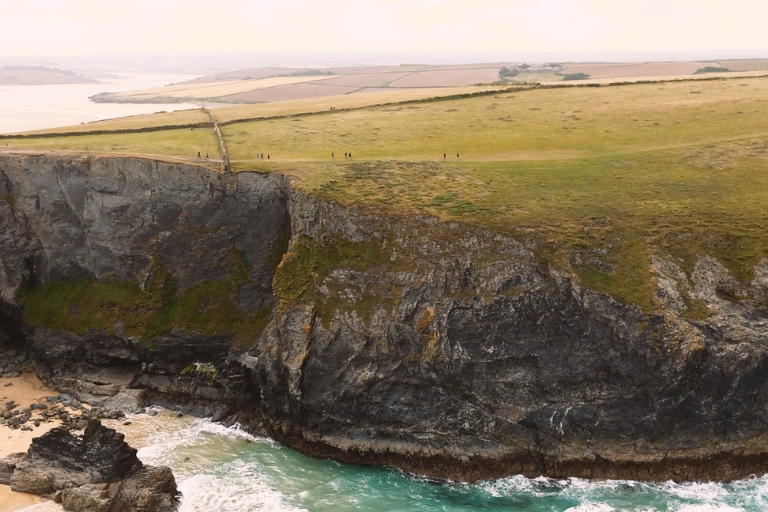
0,372 -> 66,458
0,370 -> 66,511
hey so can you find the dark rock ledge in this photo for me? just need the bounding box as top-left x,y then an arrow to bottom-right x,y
1,419 -> 179,512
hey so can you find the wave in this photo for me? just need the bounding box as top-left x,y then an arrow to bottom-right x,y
100,410 -> 768,511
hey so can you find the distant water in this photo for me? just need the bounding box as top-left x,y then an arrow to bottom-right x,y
23,411 -> 751,512
0,73 -> 199,134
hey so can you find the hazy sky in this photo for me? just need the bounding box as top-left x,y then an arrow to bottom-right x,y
1,0 -> 766,56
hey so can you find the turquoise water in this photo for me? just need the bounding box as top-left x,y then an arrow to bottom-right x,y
113,412 -> 768,512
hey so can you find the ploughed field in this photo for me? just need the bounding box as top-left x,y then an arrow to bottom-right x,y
2,75 -> 768,313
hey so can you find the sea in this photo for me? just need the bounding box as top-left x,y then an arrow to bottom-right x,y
0,73 -> 199,134
7,79 -> 768,512
16,410 -> 768,512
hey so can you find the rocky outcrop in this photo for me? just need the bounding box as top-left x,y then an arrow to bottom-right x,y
6,419 -> 178,511
2,153 -> 768,482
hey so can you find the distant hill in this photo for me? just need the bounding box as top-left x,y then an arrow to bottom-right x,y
0,65 -> 98,85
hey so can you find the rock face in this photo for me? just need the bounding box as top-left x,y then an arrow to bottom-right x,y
0,154 -> 290,423
260,191 -> 768,482
2,154 -> 768,482
8,419 -> 179,511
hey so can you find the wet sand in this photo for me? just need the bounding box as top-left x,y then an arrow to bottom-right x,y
0,486 -> 49,511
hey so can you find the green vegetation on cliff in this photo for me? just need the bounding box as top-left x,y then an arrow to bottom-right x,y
17,278 -> 141,333
273,236 -> 414,323
18,251 -> 272,347
6,75 -> 768,312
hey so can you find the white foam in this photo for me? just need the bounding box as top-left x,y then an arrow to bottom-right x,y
676,505 -> 742,512
117,412 -> 302,511
564,504 -> 616,512
658,480 -> 730,501
132,415 -> 272,472
178,469 -> 307,512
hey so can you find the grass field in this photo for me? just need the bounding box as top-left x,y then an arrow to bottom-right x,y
16,109 -> 210,135
224,77 -> 767,162
3,74 -> 768,312
1,127 -> 219,161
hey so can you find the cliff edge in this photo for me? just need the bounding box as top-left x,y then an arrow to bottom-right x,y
1,154 -> 768,482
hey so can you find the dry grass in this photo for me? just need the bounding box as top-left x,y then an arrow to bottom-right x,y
562,62 -> 711,79
110,75 -> 339,101
388,68 -> 500,87
212,84 -> 514,123
718,59 -> 768,72
14,109 -> 210,135
219,83 -> 359,103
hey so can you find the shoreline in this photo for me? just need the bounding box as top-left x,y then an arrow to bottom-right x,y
0,370 -> 65,511
0,372 -> 66,459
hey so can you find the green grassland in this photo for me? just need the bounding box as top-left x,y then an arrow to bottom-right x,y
4,75 -> 768,313
1,127 -> 219,162
224,77 -> 767,162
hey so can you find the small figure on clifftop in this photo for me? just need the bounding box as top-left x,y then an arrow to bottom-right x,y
457,153 -> 460,159
267,154 -> 270,160
332,152 -> 334,158
197,151 -> 201,159
443,153 -> 446,160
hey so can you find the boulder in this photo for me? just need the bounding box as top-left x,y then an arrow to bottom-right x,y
5,420 -> 179,511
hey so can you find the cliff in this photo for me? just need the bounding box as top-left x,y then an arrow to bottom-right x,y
0,154 -> 290,423
1,154 -> 768,482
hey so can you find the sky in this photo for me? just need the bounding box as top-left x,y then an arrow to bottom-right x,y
1,0 -> 767,57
